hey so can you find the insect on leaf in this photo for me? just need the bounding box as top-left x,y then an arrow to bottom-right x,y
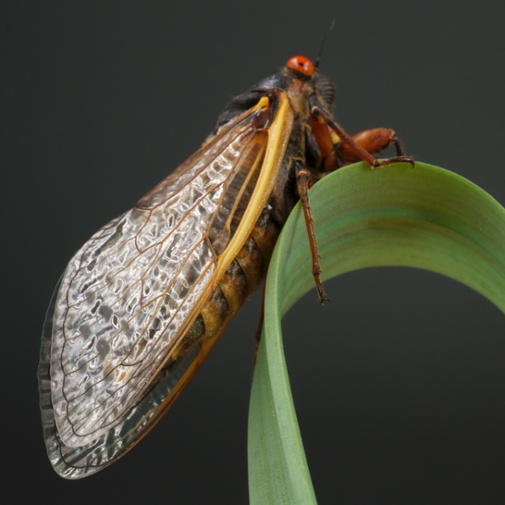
39,55 -> 413,479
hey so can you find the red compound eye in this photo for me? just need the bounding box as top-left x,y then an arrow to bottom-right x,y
285,55 -> 316,76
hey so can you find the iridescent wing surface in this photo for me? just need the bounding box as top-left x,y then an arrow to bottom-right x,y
38,97 -> 292,478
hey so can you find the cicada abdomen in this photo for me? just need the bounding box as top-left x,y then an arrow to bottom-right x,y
39,55 -> 411,479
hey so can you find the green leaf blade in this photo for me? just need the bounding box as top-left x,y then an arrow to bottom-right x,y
248,162 -> 505,504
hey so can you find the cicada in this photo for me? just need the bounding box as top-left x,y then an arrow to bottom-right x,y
38,55 -> 412,479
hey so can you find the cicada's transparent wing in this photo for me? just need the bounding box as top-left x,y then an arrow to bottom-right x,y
38,102 -> 283,479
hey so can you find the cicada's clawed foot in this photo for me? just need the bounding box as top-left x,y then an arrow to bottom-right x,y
374,155 -> 415,168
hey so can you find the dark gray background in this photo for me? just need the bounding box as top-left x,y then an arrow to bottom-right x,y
3,1 -> 505,503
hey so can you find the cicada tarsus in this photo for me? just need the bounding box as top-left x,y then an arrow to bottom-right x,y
38,55 -> 413,479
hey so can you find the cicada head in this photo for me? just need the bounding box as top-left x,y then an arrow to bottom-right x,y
284,55 -> 336,113
214,55 -> 336,132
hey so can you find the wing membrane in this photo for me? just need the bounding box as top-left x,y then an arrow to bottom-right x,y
38,102 -> 281,478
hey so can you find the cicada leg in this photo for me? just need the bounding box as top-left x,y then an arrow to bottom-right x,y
295,164 -> 329,304
298,100 -> 414,303
310,104 -> 414,169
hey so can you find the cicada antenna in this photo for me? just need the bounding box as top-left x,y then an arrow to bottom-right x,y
314,19 -> 336,69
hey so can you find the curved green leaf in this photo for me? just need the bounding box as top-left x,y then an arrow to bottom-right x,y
248,162 -> 505,504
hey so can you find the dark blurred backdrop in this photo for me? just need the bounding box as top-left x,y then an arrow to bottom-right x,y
3,1 -> 505,503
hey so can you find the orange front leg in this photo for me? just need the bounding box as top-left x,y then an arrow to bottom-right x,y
340,127 -> 408,161
310,105 -> 413,169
